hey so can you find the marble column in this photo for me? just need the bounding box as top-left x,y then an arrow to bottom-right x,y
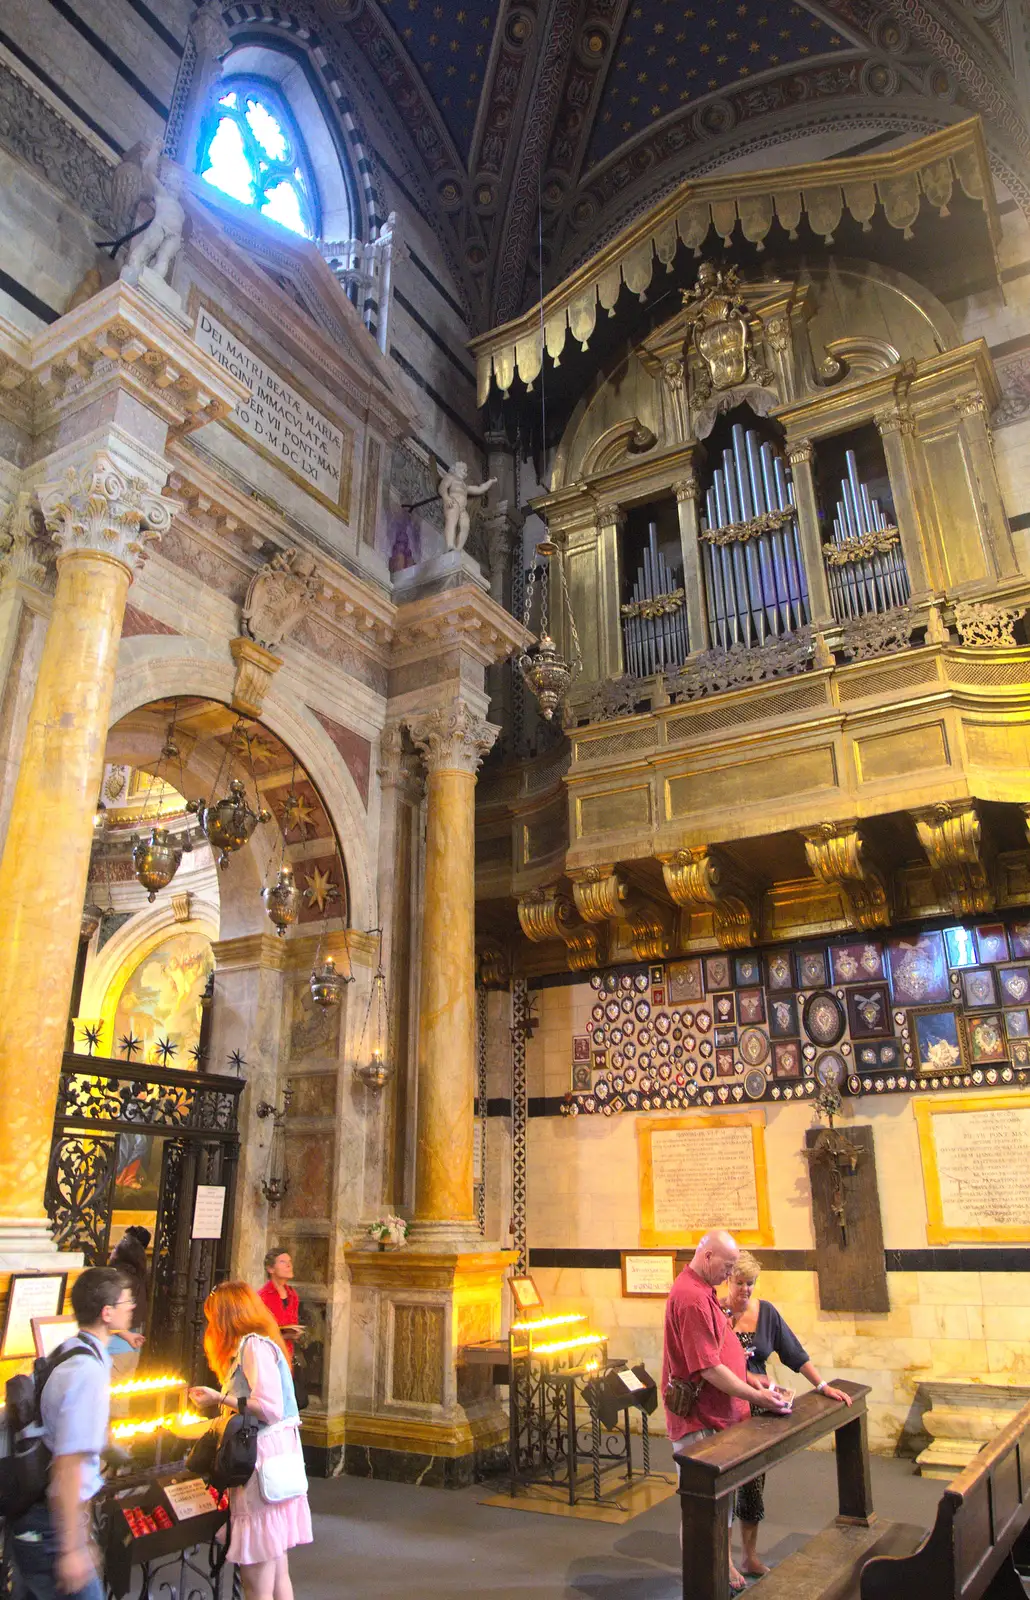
406,702 -> 498,1245
786,439 -> 833,628
0,452 -> 176,1253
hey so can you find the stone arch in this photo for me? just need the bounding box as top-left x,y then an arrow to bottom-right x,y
79,901 -> 220,1056
108,637 -> 375,932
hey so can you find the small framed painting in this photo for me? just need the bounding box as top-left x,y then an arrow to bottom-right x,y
509,1276 -> 545,1315
846,984 -> 892,1040
715,1047 -> 736,1078
961,968 -> 998,1010
796,947 -> 829,989
1005,1009 -> 1030,1040
572,1062 -> 591,1091
765,950 -> 794,991
734,953 -> 762,987
888,932 -> 949,1006
997,966 -> 1030,1007
966,1012 -> 1007,1065
737,988 -> 766,1025
32,1316 -> 77,1359
974,924 -> 1009,965
911,1008 -> 964,1075
668,959 -> 704,1003
704,954 -> 732,993
830,942 -> 885,985
768,994 -> 799,1039
573,1034 -> 591,1063
943,925 -> 977,969
1009,922 -> 1030,959
712,992 -> 735,1025
772,1040 -> 801,1078
1011,1038 -> 1030,1067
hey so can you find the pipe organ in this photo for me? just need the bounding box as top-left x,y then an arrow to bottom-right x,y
824,449 -> 910,621
620,524 -> 689,678
699,423 -> 809,650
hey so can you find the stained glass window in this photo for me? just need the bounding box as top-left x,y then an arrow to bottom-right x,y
198,78 -> 318,238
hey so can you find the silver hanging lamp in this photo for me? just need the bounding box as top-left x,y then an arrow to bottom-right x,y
517,539 -> 581,721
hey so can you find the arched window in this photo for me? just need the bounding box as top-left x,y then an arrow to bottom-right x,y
198,75 -> 319,238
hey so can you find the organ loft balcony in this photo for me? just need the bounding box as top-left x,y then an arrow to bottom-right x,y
471,120 -> 1030,974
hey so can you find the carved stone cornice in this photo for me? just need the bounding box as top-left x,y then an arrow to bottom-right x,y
912,800 -> 996,915
28,279 -> 247,433
569,864 -> 629,924
659,846 -> 758,950
389,587 -> 529,672
405,701 -> 499,777
38,453 -> 178,573
801,821 -> 891,931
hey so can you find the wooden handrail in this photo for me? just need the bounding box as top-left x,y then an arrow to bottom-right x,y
678,1380 -> 873,1600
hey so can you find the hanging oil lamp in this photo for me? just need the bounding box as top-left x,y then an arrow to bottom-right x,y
353,952 -> 391,1090
310,954 -> 347,1008
518,540 -> 581,721
189,776 -> 271,870
132,826 -> 191,902
262,861 -> 301,937
130,717 -> 192,900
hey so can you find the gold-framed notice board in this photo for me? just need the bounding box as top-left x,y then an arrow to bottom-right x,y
915,1094 -> 1030,1244
636,1111 -> 774,1248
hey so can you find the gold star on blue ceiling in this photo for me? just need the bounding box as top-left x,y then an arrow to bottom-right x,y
589,0 -> 848,165
379,0 -> 498,162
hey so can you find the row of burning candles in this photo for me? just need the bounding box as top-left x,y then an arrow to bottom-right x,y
108,1373 -> 205,1444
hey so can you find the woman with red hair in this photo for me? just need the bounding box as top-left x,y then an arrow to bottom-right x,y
189,1282 -> 312,1600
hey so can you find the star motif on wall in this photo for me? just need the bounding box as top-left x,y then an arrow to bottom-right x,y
189,1043 -> 207,1068
229,1049 -> 247,1076
278,790 -> 317,837
304,865 -> 337,912
155,1037 -> 178,1066
119,1032 -> 142,1062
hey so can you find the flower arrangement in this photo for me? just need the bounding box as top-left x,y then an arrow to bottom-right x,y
367,1214 -> 409,1249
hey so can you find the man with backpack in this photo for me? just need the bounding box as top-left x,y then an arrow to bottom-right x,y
8,1266 -> 136,1599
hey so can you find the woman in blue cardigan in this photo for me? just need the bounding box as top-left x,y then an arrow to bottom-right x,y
722,1252 -> 852,1578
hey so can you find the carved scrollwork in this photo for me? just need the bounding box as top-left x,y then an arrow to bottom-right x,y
953,600 -> 1026,648
912,799 -> 996,915
45,1133 -> 117,1261
54,1062 -> 239,1132
517,887 -> 577,943
802,821 -> 891,931
659,846 -> 758,949
666,627 -> 813,701
838,609 -> 915,662
585,676 -> 644,724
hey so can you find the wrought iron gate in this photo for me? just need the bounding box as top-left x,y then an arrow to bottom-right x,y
45,1053 -> 243,1380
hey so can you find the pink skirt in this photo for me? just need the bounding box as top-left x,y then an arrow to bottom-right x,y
227,1423 -> 313,1566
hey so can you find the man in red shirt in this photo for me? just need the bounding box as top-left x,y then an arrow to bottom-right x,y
663,1229 -> 790,1594
258,1247 -> 302,1363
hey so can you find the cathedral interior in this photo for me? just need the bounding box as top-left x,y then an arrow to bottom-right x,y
4,0 -> 1030,1593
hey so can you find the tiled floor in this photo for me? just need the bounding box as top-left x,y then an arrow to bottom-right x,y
290,1445 -> 945,1597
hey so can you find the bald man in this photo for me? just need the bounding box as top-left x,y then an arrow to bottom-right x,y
662,1229 -> 791,1593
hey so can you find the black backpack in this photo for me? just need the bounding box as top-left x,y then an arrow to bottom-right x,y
186,1399 -> 260,1491
0,1337 -> 104,1519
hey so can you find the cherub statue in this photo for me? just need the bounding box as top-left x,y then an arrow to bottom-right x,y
438,461 -> 496,551
121,143 -> 186,286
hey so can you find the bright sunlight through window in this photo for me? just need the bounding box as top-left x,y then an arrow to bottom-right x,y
199,78 -> 316,238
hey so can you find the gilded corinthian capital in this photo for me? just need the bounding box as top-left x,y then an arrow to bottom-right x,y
37,452 -> 178,572
405,701 -> 499,775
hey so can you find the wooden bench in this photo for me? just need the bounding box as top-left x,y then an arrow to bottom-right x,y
860,1394 -> 1030,1599
677,1380 -> 924,1600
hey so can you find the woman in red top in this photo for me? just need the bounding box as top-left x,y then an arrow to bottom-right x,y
258,1248 -> 301,1362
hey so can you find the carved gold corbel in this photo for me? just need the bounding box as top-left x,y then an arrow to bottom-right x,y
911,800 -> 996,915
517,885 -> 608,972
476,940 -> 511,989
517,887 -> 577,944
659,846 -> 758,950
801,821 -> 891,931
626,909 -> 675,961
570,865 -> 629,924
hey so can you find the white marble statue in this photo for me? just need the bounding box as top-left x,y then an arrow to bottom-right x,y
122,143 -> 186,286
438,461 -> 496,551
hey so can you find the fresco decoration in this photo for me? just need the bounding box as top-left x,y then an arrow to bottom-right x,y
561,917 -> 1030,1117
112,931 -> 214,1070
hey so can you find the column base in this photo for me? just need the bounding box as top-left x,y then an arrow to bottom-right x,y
343,1244 -> 516,1488
0,1216 -> 84,1272
405,1219 -> 490,1252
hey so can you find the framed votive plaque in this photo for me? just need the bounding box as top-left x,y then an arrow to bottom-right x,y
637,1110 -> 774,1248
621,1250 -> 678,1298
1,1272 -> 67,1359
915,1094 -> 1030,1243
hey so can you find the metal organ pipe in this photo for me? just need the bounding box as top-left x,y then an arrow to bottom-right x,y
620,520 -> 689,679
698,425 -> 810,649
824,447 -> 910,620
